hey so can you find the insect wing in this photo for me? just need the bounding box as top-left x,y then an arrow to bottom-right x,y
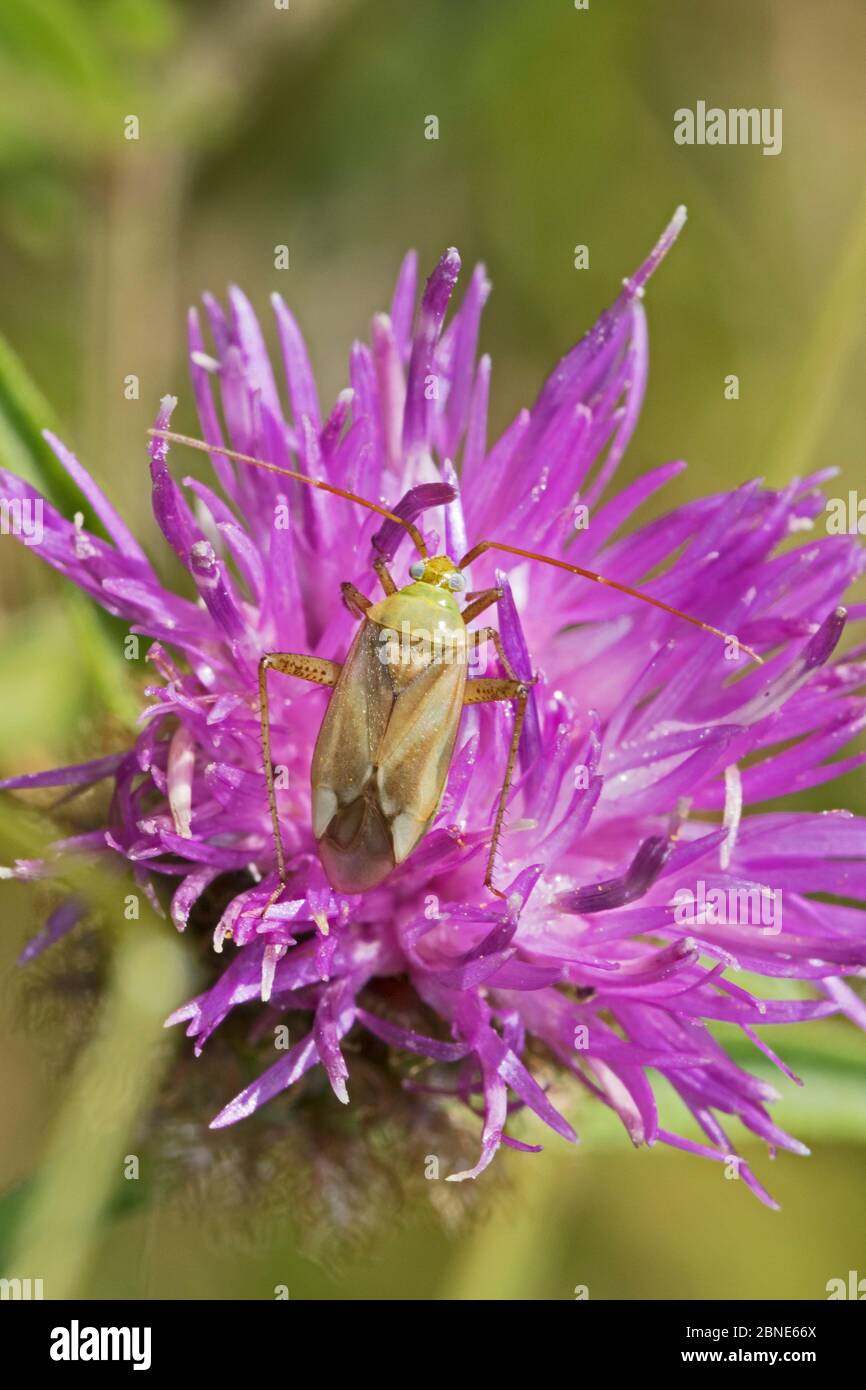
311,616 -> 467,890
311,619 -> 394,837
375,653 -> 466,865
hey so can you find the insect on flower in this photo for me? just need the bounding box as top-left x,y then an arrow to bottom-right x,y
150,427 -> 761,903
7,208 -> 865,1201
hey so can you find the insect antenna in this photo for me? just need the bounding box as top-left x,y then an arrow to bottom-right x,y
148,429 -> 429,557
457,539 -> 763,664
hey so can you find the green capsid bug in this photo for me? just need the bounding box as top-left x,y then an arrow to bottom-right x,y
152,430 -> 759,902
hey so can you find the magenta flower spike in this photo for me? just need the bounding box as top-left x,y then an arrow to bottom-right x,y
3,207 -> 866,1204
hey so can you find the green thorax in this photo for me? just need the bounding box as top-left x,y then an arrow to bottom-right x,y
367,582 -> 465,633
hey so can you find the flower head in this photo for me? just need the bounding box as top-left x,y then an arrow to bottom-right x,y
3,207 -> 866,1205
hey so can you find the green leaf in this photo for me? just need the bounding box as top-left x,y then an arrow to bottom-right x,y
0,0 -> 116,99
0,330 -> 142,727
0,1179 -> 34,1269
0,330 -> 85,517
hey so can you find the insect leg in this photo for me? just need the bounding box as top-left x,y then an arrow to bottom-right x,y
464,676 -> 530,897
468,625 -> 522,682
258,652 -> 342,888
340,582 -> 373,617
373,557 -> 398,595
463,677 -> 525,703
460,587 -> 503,625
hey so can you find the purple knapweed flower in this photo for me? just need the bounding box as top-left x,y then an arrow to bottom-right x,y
3,207 -> 866,1205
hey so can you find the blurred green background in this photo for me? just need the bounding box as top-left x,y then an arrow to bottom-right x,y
1,0 -> 866,1299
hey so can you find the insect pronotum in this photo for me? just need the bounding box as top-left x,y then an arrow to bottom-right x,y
151,429 -> 760,902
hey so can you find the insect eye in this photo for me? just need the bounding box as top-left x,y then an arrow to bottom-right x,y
409,561 -> 425,580
447,571 -> 467,592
